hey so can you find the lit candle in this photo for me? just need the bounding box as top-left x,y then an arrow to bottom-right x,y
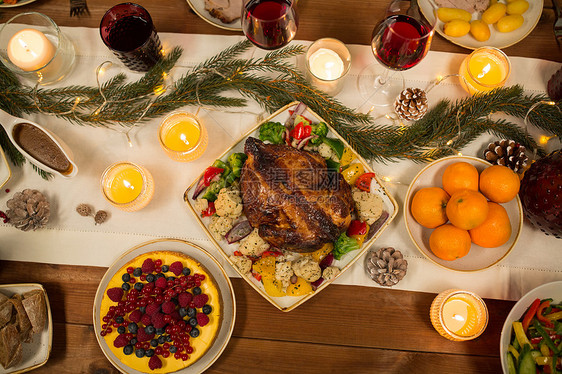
459,47 -> 510,95
305,38 -> 351,96
158,112 -> 208,162
7,28 -> 55,71
308,48 -> 345,81
430,289 -> 488,341
101,162 -> 154,212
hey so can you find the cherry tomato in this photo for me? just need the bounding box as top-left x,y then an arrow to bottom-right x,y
355,172 -> 376,192
201,202 -> 216,217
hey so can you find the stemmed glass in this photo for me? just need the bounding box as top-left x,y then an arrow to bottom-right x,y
241,0 -> 298,50
358,0 -> 436,108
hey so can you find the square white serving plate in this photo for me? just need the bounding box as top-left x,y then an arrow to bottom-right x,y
0,147 -> 11,189
0,283 -> 52,374
184,102 -> 399,312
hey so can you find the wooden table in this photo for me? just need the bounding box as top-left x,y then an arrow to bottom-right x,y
0,1 -> 560,373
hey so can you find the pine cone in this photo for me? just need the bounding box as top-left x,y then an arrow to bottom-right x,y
483,139 -> 528,174
365,247 -> 408,287
6,189 -> 50,231
547,66 -> 562,101
394,88 -> 428,121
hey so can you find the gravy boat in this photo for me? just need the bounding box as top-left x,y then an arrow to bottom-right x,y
0,108 -> 78,178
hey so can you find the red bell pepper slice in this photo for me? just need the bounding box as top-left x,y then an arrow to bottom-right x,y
233,251 -> 243,256
347,220 -> 368,236
522,298 -> 541,332
201,202 -> 216,217
203,167 -> 224,186
355,173 -> 376,192
290,123 -> 305,140
537,300 -> 554,328
261,250 -> 283,257
252,272 -> 262,282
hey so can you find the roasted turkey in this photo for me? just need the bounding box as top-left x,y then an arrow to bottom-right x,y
240,137 -> 354,252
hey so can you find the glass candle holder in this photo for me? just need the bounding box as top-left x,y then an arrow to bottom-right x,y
458,47 -> 510,95
0,12 -> 75,85
100,3 -> 162,72
158,111 -> 208,162
101,162 -> 154,212
430,289 -> 489,341
305,38 -> 351,96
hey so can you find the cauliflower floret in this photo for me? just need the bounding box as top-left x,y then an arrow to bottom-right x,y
229,255 -> 252,275
322,266 -> 341,281
208,216 -> 233,240
275,261 -> 294,289
317,143 -> 339,162
215,186 -> 243,218
193,198 -> 208,215
303,144 -> 319,153
238,228 -> 270,257
291,257 -> 321,283
352,187 -> 383,225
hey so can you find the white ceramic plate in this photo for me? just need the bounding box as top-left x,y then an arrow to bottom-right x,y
500,281 -> 562,374
93,239 -> 236,374
0,0 -> 37,8
419,0 -> 543,49
186,0 -> 242,31
184,102 -> 399,312
404,155 -> 523,272
0,147 -> 10,190
0,283 -> 52,374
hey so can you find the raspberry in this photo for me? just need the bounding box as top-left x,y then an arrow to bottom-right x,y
178,292 -> 193,308
196,313 -> 209,327
161,301 -> 175,315
142,258 -> 156,274
149,355 -> 163,370
169,261 -> 183,276
107,287 -> 124,302
113,334 -> 129,348
193,294 -> 209,308
151,312 -> 167,329
141,313 -> 152,326
137,328 -> 154,342
170,311 -> 181,321
146,303 -> 161,316
129,309 -> 142,323
155,277 -> 167,289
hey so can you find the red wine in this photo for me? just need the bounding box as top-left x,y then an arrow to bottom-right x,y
243,0 -> 298,50
372,14 -> 433,71
107,16 -> 153,52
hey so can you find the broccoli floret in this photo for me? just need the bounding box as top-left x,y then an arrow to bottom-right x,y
259,121 -> 286,144
333,232 -> 360,260
310,122 -> 328,144
228,152 -> 247,169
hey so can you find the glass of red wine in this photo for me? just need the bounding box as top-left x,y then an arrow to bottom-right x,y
358,0 -> 436,108
242,0 -> 298,50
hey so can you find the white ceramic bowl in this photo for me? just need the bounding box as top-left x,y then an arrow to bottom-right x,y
500,281 -> 562,373
404,155 -> 523,272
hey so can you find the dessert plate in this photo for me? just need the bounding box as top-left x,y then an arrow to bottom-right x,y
419,0 -> 543,49
0,283 -> 52,374
93,238 -> 236,374
0,147 -> 10,189
186,0 -> 242,32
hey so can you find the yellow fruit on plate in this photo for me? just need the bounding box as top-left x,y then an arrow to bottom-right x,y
429,224 -> 472,261
496,14 -> 524,33
469,202 -> 512,248
305,242 -> 334,262
411,187 -> 450,229
263,278 -> 286,297
482,3 -> 507,24
252,255 -> 276,279
286,277 -> 313,296
479,165 -> 520,203
446,189 -> 489,230
507,0 -> 529,15
470,20 -> 491,42
437,7 -> 472,23
443,20 -> 471,37
442,161 -> 479,196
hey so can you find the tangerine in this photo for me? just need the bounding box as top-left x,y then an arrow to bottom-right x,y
411,187 -> 451,228
429,224 -> 472,261
469,202 -> 512,247
442,162 -> 479,196
446,189 -> 489,230
479,165 -> 520,203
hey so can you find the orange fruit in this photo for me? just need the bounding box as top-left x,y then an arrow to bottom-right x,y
446,189 -> 489,230
469,202 -> 512,247
411,187 -> 450,228
429,224 -> 472,261
479,165 -> 520,203
442,162 -> 479,196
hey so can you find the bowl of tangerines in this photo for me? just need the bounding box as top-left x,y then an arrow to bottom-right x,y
404,155 -> 523,272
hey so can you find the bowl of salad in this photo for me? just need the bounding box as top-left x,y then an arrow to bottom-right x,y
500,281 -> 562,374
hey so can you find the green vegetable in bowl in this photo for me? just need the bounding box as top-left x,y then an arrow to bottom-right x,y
259,121 -> 286,144
309,122 -> 328,145
333,232 -> 360,260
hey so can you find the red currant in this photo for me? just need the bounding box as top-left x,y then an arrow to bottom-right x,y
162,351 -> 170,358
163,343 -> 170,350
129,277 -> 136,284
155,259 -> 162,267
127,267 -> 134,274
182,354 -> 189,361
102,323 -> 108,329
155,347 -> 163,355
100,331 -> 107,337
140,274 -> 146,281
186,346 -> 193,354
106,327 -> 113,333
155,267 -> 162,273
102,316 -> 110,323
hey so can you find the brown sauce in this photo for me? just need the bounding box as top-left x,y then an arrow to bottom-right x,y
13,123 -> 71,174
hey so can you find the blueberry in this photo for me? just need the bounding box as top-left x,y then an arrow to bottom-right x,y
128,322 -> 138,334
123,345 -> 134,355
145,325 -> 156,335
169,346 -> 177,353
182,267 -> 191,276
146,274 -> 155,283
115,316 -> 124,324
145,349 -> 155,357
156,273 -> 165,279
192,287 -> 202,295
122,273 -> 131,282
161,265 -> 169,273
134,282 -> 144,291
155,328 -> 165,335
130,338 -> 137,345
139,306 -> 146,314
157,336 -> 166,344
189,328 -> 200,338
117,326 -> 126,334
135,348 -> 145,358
150,339 -> 158,347
187,308 -> 196,318
202,305 -> 212,315
166,335 -> 172,342
133,268 -> 142,277
188,317 -> 198,327
121,282 -> 130,291
167,276 -> 176,282
179,307 -> 188,318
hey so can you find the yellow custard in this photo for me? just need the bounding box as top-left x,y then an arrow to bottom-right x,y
100,251 -> 222,373
442,295 -> 481,337
162,117 -> 201,152
107,166 -> 144,204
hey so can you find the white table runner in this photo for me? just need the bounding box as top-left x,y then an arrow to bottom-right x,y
1,27 -> 561,301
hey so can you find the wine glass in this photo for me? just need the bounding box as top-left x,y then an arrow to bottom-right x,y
358,0 -> 436,108
241,0 -> 298,50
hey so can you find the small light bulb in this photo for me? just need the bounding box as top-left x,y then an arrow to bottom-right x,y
539,135 -> 553,145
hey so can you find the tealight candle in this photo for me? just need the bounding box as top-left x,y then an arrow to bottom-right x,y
459,47 -> 510,95
158,112 -> 208,162
430,289 -> 488,341
101,162 -> 154,212
305,38 -> 351,96
7,28 -> 55,71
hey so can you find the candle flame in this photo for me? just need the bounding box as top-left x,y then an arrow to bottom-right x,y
123,180 -> 135,190
452,314 -> 465,322
180,133 -> 190,146
477,63 -> 491,79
